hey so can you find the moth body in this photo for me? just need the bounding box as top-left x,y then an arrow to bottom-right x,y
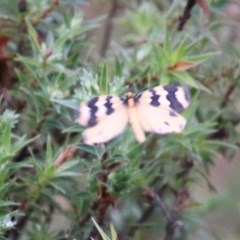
126,92 -> 146,143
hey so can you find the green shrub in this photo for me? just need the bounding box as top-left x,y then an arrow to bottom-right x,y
0,0 -> 239,239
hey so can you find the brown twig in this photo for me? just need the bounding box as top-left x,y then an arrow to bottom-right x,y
99,0 -> 119,57
220,84 -> 236,108
143,187 -> 181,240
210,83 -> 237,139
144,187 -> 172,222
87,152 -> 117,239
78,150 -> 119,240
31,0 -> 59,26
162,160 -> 196,239
18,0 -> 28,12
53,147 -> 77,168
177,0 -> 196,31
140,159 -> 194,240
177,0 -> 209,31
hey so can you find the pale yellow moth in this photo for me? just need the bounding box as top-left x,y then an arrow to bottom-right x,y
76,85 -> 190,145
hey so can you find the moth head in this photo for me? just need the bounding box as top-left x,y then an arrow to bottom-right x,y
126,92 -> 134,99
125,92 -> 135,107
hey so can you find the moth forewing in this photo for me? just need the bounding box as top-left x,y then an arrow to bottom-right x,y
139,85 -> 190,113
82,106 -> 128,145
175,86 -> 190,110
76,95 -> 129,145
75,102 -> 91,126
76,96 -> 125,127
126,92 -> 146,143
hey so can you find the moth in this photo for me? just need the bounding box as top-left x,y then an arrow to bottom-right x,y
76,85 -> 190,145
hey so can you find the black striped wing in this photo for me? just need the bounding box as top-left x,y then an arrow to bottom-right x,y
76,96 -> 128,145
135,85 -> 190,135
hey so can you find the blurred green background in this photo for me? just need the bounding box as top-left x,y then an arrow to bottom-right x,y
0,0 -> 240,239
